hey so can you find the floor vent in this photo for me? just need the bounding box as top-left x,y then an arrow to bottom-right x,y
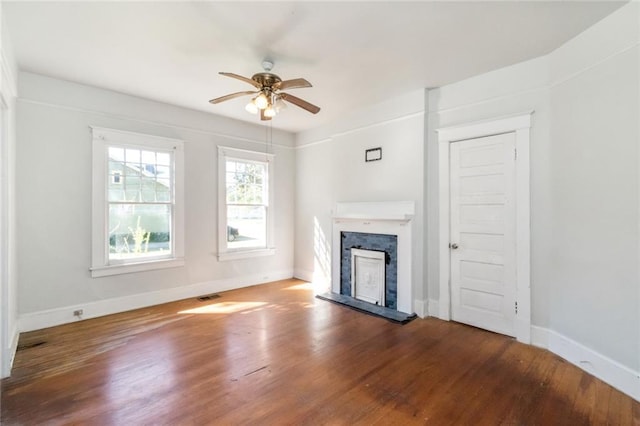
197,294 -> 221,301
17,341 -> 47,351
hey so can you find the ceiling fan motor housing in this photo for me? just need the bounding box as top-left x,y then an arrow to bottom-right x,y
252,72 -> 281,89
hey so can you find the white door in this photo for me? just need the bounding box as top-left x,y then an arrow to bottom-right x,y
449,132 -> 516,337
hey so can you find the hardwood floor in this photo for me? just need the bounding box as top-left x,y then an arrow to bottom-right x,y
2,279 -> 638,425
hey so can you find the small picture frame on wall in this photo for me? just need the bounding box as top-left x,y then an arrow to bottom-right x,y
365,147 -> 382,162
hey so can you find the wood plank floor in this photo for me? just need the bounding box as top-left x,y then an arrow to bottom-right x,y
2,279 -> 638,425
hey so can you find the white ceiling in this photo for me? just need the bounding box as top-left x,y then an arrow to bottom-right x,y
4,1 -> 626,133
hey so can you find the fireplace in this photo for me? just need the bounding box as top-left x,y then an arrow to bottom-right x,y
332,201 -> 414,314
351,248 -> 386,306
341,231 -> 398,309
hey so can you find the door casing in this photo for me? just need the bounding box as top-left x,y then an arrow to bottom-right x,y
436,112 -> 532,343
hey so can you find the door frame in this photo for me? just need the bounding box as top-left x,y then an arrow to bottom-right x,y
436,112 -> 532,343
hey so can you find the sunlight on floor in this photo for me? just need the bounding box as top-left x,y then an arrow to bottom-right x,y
178,301 -> 267,314
283,282 -> 314,291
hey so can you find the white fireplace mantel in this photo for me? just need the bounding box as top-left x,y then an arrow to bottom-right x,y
331,201 -> 414,314
332,201 -> 415,221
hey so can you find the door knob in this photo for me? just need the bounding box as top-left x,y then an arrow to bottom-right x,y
450,243 -> 459,250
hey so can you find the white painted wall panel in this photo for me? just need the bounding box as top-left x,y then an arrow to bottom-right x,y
548,45 -> 639,371
293,140 -> 333,286
16,73 -> 296,318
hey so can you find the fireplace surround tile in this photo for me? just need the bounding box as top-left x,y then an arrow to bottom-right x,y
340,231 -> 398,309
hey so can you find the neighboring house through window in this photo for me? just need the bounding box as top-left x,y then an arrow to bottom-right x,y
218,146 -> 275,261
91,127 -> 184,277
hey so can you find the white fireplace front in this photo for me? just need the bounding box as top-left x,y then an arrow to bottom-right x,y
332,201 -> 415,314
351,248 -> 386,306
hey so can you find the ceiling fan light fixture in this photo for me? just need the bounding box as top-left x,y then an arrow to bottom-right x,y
264,105 -> 277,118
254,92 -> 269,109
274,97 -> 287,112
245,101 -> 258,114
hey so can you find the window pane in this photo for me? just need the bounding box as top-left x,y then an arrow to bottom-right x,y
226,205 -> 266,249
140,177 -> 156,202
125,148 -> 140,164
108,160 -> 124,175
156,177 -> 171,202
109,204 -> 171,261
142,163 -> 157,176
109,189 -> 125,202
109,147 -> 125,162
125,188 -> 140,202
125,165 -> 140,177
156,165 -> 170,178
226,160 -> 266,205
141,150 -> 156,164
157,152 -> 171,166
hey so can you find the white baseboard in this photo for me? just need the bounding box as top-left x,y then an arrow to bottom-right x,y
427,298 -> 440,318
413,299 -> 427,318
1,325 -> 19,378
18,270 -> 294,333
293,268 -> 314,283
531,326 -> 639,402
293,269 -> 331,294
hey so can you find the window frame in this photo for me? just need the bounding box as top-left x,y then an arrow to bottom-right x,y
90,127 -> 185,277
217,146 -> 275,261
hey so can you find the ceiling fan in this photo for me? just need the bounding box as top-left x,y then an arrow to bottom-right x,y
209,61 -> 320,121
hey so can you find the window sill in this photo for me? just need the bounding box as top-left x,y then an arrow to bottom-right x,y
217,248 -> 276,262
90,258 -> 185,278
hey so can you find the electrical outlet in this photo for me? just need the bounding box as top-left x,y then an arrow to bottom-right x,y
73,309 -> 83,317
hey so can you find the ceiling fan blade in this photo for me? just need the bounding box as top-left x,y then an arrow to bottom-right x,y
280,93 -> 321,114
219,72 -> 261,89
273,78 -> 312,91
209,91 -> 257,104
260,109 -> 272,121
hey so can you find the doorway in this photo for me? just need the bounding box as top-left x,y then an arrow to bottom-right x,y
437,113 -> 531,343
449,132 -> 516,336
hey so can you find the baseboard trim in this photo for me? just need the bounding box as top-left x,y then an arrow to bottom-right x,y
293,268 -> 314,283
2,325 -> 19,378
293,269 -> 331,294
531,326 -> 640,402
427,298 -> 440,318
413,299 -> 427,318
18,270 -> 294,333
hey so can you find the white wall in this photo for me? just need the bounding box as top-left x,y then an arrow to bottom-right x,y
0,4 -> 19,378
426,2 -> 639,397
546,3 -> 639,372
16,72 -> 296,331
295,90 -> 426,312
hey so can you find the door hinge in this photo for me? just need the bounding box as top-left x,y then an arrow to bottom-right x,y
514,148 -> 517,160
515,301 -> 518,315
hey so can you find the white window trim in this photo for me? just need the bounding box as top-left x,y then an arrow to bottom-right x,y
217,146 -> 275,261
90,127 -> 185,277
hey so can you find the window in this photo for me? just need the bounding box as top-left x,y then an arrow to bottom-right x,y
91,127 -> 184,277
218,146 -> 275,261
